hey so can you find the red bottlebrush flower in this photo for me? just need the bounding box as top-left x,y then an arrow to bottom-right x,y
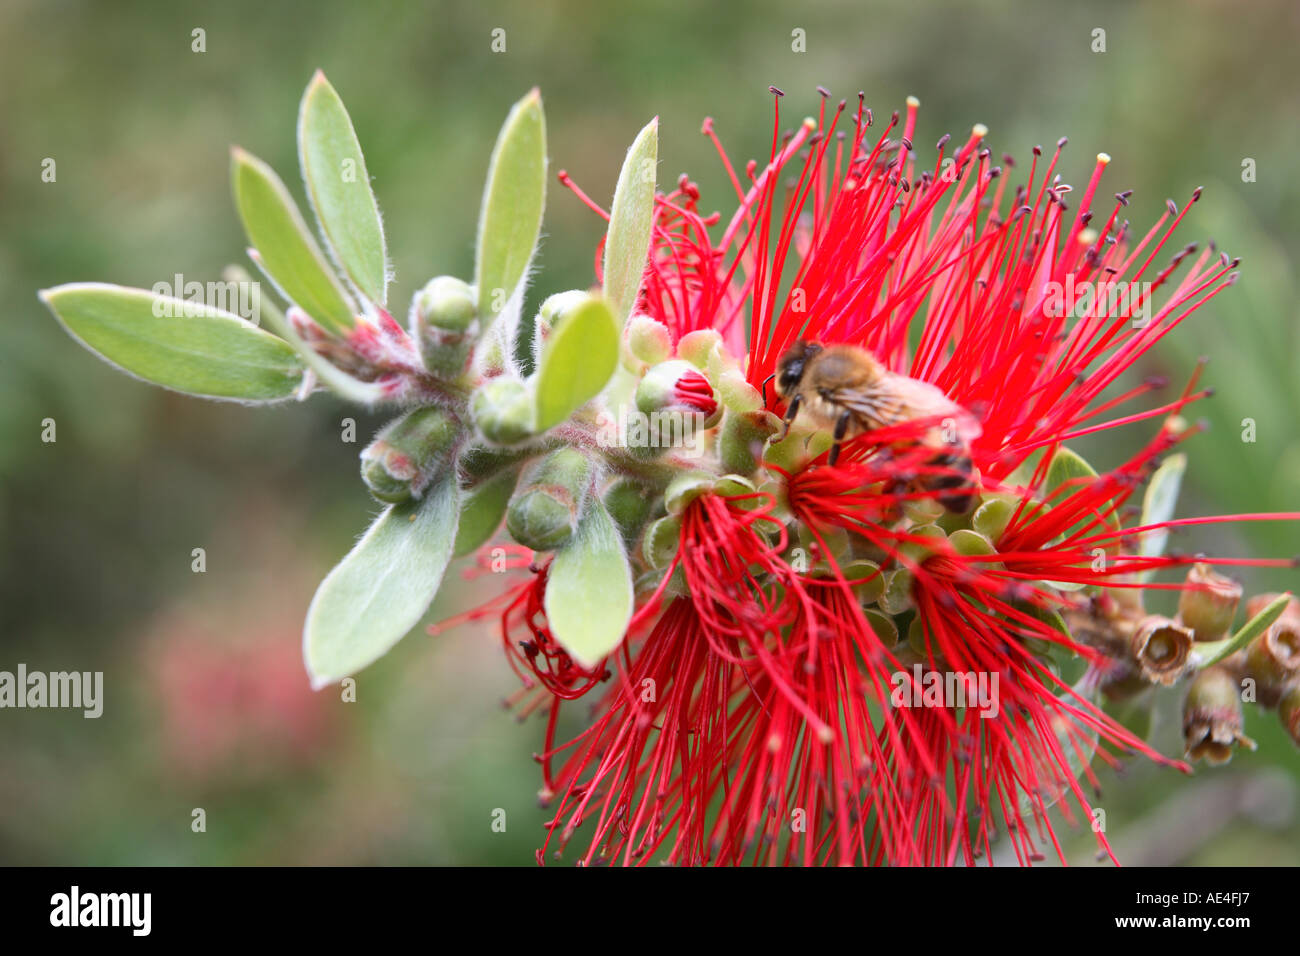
671,367 -> 718,416
475,89 -> 1299,867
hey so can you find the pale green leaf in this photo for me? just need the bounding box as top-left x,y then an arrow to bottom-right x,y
304,476 -> 460,688
40,282 -> 305,402
1193,591 -> 1293,669
231,146 -> 357,334
298,71 -> 388,306
603,117 -> 658,326
533,295 -> 619,430
1044,446 -> 1100,496
1136,453 -> 1186,572
454,466 -> 520,556
1044,446 -> 1117,588
475,88 -> 546,323
222,265 -> 386,405
544,498 -> 633,668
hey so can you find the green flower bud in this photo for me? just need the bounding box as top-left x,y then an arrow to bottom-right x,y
470,377 -> 535,446
642,515 -> 682,569
664,470 -> 716,516
863,608 -> 898,646
413,276 -> 478,379
604,477 -> 658,544
623,314 -> 673,372
360,406 -> 460,504
677,329 -> 721,369
948,529 -> 996,557
715,366 -> 763,413
636,360 -> 720,421
841,560 -> 884,605
533,290 -> 590,353
971,494 -> 1016,543
879,568 -> 914,615
505,448 -> 592,552
898,523 -> 948,564
718,409 -> 780,476
903,496 -> 946,525
1182,666 -> 1255,765
1177,562 -> 1242,642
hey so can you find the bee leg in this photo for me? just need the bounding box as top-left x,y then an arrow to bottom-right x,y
828,409 -> 853,466
779,394 -> 802,440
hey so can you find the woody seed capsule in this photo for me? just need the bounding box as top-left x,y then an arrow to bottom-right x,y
1177,562 -> 1242,642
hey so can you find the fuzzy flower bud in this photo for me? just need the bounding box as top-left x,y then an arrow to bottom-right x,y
1177,562 -> 1242,642
622,314 -> 673,372
1130,615 -> 1194,685
413,276 -> 478,379
604,477 -> 658,544
470,378 -> 535,446
532,290 -> 590,355
505,448 -> 592,552
642,515 -> 682,570
360,407 -> 459,504
718,408 -> 781,476
676,329 -> 722,369
636,359 -> 720,423
1182,666 -> 1255,765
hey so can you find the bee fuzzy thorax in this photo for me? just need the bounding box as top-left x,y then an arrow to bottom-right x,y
774,339 -> 981,510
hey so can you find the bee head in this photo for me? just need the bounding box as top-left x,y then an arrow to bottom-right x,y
775,340 -> 822,397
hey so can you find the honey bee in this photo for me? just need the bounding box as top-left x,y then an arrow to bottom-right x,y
773,340 -> 982,512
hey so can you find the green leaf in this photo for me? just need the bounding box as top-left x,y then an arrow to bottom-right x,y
603,118 -> 658,326
1193,591 -> 1293,669
1044,446 -> 1099,497
1043,446 -> 1117,587
222,265 -> 386,405
298,71 -> 388,306
544,498 -> 633,668
454,466 -> 520,556
1136,453 -> 1186,576
39,283 -> 305,402
231,146 -> 357,335
475,88 -> 546,324
972,495 -> 1016,543
533,295 -> 619,430
304,476 -> 460,688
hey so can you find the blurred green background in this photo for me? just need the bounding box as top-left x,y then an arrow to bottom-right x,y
1,0 -> 1297,865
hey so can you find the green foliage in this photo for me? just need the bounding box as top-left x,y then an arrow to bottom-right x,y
475,88 -> 546,325
40,283 -> 305,402
298,71 -> 389,306
602,118 -> 658,326
304,476 -> 460,689
231,147 -> 357,334
543,498 -> 634,668
532,295 -> 619,430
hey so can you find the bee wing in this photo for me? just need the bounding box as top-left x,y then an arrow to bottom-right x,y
830,375 -> 982,441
